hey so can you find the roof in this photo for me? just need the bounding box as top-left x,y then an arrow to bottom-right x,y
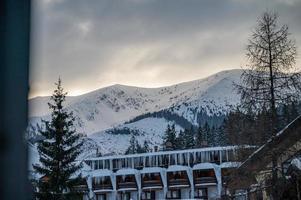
85,146 -> 240,161
229,115 -> 301,189
167,165 -> 190,172
239,115 -> 301,171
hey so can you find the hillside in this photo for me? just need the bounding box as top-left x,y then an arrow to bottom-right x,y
28,69 -> 242,154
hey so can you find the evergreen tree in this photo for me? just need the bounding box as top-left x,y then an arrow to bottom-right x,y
202,122 -> 210,145
175,130 -> 185,150
207,125 -> 216,146
125,135 -> 146,154
214,125 -> 227,146
163,124 -> 177,149
142,140 -> 150,153
182,127 -> 195,149
33,78 -> 83,200
195,126 -> 205,148
125,135 -> 138,155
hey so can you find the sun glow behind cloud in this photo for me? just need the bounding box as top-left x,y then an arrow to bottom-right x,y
29,0 -> 301,98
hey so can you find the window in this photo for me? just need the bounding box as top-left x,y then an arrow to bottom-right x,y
194,188 -> 208,199
119,192 -> 131,200
96,194 -> 106,200
141,191 -> 155,200
166,189 -> 181,199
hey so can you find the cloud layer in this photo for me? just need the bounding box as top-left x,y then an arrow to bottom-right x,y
30,0 -> 301,97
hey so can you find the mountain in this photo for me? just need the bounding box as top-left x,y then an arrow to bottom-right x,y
28,69 -> 243,154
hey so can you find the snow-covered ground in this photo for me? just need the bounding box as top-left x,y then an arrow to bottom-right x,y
90,117 -> 183,155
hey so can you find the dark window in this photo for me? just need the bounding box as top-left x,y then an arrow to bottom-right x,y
194,188 -> 208,199
119,192 -> 131,200
97,194 -> 106,200
141,191 -> 156,200
166,189 -> 181,199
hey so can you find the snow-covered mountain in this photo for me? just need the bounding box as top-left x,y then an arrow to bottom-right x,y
29,69 -> 243,154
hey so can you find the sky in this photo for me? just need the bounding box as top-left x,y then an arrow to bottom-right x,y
29,0 -> 301,98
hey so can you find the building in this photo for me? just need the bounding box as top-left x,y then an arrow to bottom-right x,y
228,115 -> 301,199
83,146 -> 255,200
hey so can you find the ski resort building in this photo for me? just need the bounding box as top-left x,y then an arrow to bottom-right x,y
82,146 -> 254,200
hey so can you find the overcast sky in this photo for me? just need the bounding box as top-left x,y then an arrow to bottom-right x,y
29,0 -> 301,98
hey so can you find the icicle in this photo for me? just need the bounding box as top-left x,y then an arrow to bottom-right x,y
143,156 -> 145,167
179,153 -> 183,165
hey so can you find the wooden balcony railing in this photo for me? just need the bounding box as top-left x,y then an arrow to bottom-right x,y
142,180 -> 162,188
92,184 -> 113,190
117,181 -> 137,190
194,177 -> 216,185
168,179 -> 190,187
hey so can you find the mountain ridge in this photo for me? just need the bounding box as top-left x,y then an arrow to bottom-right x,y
28,69 -> 243,154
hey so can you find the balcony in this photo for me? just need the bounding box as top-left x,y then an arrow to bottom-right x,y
92,176 -> 113,192
194,177 -> 217,186
142,179 -> 163,189
117,181 -> 137,190
168,179 -> 190,188
85,146 -> 255,171
93,184 -> 113,191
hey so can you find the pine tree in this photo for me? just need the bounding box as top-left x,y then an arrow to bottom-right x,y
208,125 -> 216,146
125,135 -> 137,155
175,130 -> 185,150
215,125 -> 227,146
125,135 -> 145,154
203,122 -> 210,145
33,78 -> 83,200
163,124 -> 177,150
182,127 -> 195,149
195,126 -> 204,148
142,140 -> 151,153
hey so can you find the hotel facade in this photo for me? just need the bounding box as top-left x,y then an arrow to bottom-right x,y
79,146 -> 253,200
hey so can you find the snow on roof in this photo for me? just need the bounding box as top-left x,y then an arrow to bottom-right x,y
193,163 -> 218,170
291,158 -> 301,170
220,162 -> 240,168
116,168 -> 139,175
167,165 -> 190,172
90,169 -> 113,177
86,146 -> 240,161
140,167 -> 166,174
239,115 -> 301,171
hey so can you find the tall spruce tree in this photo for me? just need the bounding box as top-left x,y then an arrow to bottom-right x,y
195,126 -> 205,148
236,11 -> 300,198
163,124 -> 177,149
33,78 -> 83,199
203,122 -> 210,145
125,135 -> 147,154
175,130 -> 185,150
142,140 -> 151,153
236,11 -> 300,131
182,127 -> 195,149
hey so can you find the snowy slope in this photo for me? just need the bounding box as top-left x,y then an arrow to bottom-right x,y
90,117 -> 184,155
29,69 -> 242,136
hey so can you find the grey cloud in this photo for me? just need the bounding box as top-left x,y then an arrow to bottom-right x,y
30,0 -> 301,97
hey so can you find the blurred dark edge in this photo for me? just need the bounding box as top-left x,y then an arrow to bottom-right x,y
0,0 -> 31,199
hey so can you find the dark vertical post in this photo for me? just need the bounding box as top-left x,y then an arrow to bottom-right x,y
0,0 -> 30,199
